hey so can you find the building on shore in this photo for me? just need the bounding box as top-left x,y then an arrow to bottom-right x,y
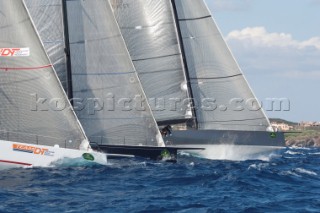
299,121 -> 320,127
271,122 -> 293,132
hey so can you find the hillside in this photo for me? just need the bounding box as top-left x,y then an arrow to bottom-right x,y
269,118 -> 298,126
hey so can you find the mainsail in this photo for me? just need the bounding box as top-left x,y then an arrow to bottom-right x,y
173,0 -> 271,131
65,0 -> 164,146
24,0 -> 67,91
111,0 -> 193,125
0,0 -> 87,149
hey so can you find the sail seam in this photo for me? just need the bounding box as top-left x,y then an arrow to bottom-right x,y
132,53 -> 181,62
190,74 -> 243,80
178,15 -> 212,22
72,71 -> 135,76
121,21 -> 175,30
0,64 -> 52,71
139,68 -> 183,75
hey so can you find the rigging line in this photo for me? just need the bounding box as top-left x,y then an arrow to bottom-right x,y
178,15 -> 212,22
0,64 -> 52,71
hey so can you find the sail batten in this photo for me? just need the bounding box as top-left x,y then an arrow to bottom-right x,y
174,0 -> 271,131
178,15 -> 212,21
190,73 -> 243,80
66,0 -> 163,146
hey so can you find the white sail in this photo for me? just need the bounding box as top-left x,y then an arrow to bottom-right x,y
173,0 -> 271,131
24,0 -> 67,91
111,0 -> 193,124
65,0 -> 164,146
0,0 -> 87,149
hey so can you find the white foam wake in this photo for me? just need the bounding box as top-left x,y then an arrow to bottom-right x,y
177,145 -> 284,161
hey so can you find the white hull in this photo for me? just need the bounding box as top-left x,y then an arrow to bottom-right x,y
177,144 -> 284,161
0,140 -> 107,170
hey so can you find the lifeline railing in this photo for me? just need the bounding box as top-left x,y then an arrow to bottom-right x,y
88,135 -> 158,147
0,129 -> 81,149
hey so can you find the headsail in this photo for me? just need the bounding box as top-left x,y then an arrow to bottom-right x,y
173,0 -> 271,131
24,0 -> 67,91
65,0 -> 164,146
111,0 -> 193,125
0,0 -> 87,149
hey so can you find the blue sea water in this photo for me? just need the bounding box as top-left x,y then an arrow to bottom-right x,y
1,147 -> 320,213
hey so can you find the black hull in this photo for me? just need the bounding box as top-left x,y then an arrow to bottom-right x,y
91,144 -> 179,162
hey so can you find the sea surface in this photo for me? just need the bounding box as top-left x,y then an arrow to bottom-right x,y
1,147 -> 320,213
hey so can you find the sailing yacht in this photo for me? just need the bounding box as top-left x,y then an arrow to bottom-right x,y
0,0 -> 107,169
25,0 -> 183,161
24,0 -> 199,162
112,0 -> 285,160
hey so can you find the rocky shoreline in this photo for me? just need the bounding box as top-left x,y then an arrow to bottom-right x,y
286,136 -> 320,147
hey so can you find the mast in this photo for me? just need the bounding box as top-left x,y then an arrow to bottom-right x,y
170,0 -> 198,128
62,0 -> 73,104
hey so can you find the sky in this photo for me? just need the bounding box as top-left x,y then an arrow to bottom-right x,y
205,0 -> 320,122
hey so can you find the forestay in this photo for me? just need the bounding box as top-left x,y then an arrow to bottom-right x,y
111,0 -> 193,124
66,0 -> 164,146
174,0 -> 271,131
0,0 -> 87,149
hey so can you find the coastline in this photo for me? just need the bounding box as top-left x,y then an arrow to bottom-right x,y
285,131 -> 320,147
270,118 -> 320,147
286,137 -> 320,147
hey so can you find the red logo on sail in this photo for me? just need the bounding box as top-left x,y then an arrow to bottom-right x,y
0,48 -> 30,57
